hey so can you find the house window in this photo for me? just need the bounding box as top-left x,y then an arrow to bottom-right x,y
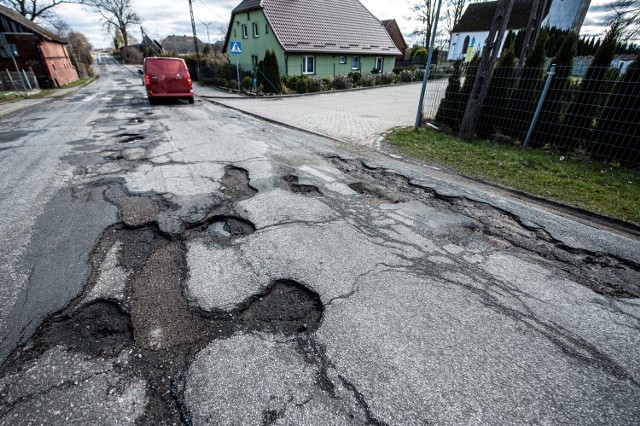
375,57 -> 383,72
339,56 -> 346,64
242,24 -> 248,39
253,22 -> 259,37
303,56 -> 315,74
351,56 -> 360,70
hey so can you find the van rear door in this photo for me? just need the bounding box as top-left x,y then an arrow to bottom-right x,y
164,60 -> 191,94
145,59 -> 168,95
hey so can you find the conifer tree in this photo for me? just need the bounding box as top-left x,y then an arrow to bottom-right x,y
435,60 -> 464,131
562,21 -> 622,151
508,29 -> 549,141
531,32 -> 578,147
477,44 -> 517,137
594,52 -> 640,165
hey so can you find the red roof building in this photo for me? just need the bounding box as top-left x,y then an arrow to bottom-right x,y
0,5 -> 78,88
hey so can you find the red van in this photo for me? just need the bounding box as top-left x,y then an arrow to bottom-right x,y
141,57 -> 194,104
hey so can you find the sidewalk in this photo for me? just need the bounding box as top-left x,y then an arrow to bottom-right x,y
0,78 -> 98,118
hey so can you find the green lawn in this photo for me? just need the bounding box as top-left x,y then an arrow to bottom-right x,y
386,128 -> 640,225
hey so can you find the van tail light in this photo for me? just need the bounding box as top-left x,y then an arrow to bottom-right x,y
144,74 -> 150,86
187,72 -> 192,87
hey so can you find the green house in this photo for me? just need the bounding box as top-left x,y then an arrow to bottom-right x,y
223,0 -> 401,79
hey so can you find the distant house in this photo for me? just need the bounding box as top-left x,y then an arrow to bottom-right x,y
223,0 -> 400,78
161,35 -> 205,55
447,0 -> 541,61
381,19 -> 410,63
0,5 -> 78,88
447,0 -> 591,61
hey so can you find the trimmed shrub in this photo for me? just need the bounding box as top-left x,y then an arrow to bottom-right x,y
228,79 -> 238,89
415,68 -> 425,81
322,77 -> 333,90
307,76 -> 325,92
241,76 -> 253,91
258,49 -> 282,93
295,76 -> 309,93
361,73 -> 376,87
400,70 -> 414,83
333,74 -> 353,90
348,72 -> 362,86
380,72 -> 395,85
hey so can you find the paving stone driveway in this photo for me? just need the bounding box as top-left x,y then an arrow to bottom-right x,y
196,81 -> 448,146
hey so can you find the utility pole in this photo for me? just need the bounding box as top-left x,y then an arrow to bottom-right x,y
188,0 -> 202,85
200,21 -> 213,45
415,0 -> 444,128
517,0 -> 548,68
458,0 -> 516,140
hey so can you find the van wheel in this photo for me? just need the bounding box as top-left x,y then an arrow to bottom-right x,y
188,97 -> 195,104
148,98 -> 156,105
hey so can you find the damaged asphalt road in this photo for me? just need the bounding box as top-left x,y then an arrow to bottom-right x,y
1,57 -> 640,425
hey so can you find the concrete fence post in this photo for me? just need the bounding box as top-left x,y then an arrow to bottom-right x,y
523,64 -> 556,148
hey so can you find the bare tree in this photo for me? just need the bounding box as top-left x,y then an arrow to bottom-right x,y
84,0 -> 140,59
45,15 -> 71,37
0,0 -> 85,21
411,0 -> 438,48
445,0 -> 467,33
608,0 -> 639,38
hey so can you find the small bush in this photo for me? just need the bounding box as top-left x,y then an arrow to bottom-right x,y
241,76 -> 253,91
281,75 -> 296,90
361,73 -> 376,87
123,47 -> 143,64
333,74 -> 353,90
400,70 -> 414,83
348,72 -> 361,85
415,68 -> 425,81
371,68 -> 380,74
228,79 -> 238,89
322,77 -> 333,90
307,76 -> 325,92
295,76 -> 309,93
380,72 -> 395,85
88,67 -> 95,77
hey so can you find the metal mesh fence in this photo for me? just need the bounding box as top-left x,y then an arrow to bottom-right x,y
0,69 -> 39,92
423,62 -> 640,167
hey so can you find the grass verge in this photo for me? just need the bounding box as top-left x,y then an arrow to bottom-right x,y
0,77 -> 96,104
386,127 -> 640,225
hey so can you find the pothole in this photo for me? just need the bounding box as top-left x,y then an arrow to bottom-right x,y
331,156 -> 640,298
117,133 -> 145,143
222,166 -> 257,201
282,175 -> 323,197
183,215 -> 256,243
238,280 -> 324,335
349,182 -> 402,203
1,184 -> 323,424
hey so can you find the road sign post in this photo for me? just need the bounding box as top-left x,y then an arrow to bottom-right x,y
230,41 -> 242,92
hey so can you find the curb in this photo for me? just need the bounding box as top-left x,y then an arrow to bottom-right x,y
197,80 -> 424,100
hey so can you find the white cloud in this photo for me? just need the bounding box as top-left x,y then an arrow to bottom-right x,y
53,0 -> 617,50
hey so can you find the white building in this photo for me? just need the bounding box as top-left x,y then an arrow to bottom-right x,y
447,0 -> 591,61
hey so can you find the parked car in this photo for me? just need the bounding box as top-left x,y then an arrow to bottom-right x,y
140,57 -> 194,104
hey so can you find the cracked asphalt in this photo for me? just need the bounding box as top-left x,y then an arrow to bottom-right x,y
1,55 -> 640,425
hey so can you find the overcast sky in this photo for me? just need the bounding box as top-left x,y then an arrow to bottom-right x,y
52,0 -> 616,49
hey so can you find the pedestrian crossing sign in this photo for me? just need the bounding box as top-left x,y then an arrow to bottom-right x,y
230,41 -> 242,55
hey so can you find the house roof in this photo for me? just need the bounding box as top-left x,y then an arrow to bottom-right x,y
161,35 -> 204,54
228,0 -> 400,56
0,5 -> 67,43
452,0 -> 545,33
381,19 -> 407,51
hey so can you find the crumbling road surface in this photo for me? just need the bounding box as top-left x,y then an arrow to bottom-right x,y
1,56 -> 639,425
